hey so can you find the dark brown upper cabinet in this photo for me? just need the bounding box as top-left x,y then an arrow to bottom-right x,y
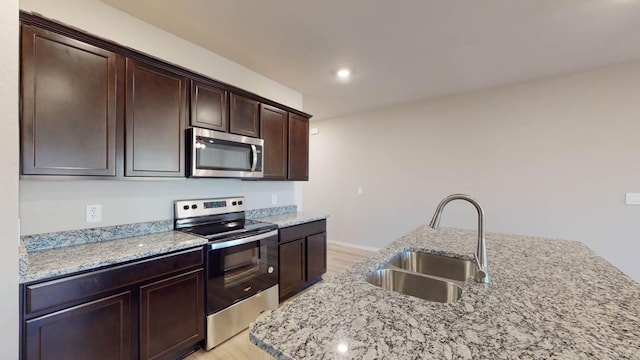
230,93 -> 260,137
288,113 -> 310,181
260,104 -> 288,180
125,59 -> 186,177
20,24 -> 121,176
190,80 -> 229,132
19,13 -> 312,180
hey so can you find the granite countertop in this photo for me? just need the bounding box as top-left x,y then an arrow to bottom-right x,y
20,211 -> 326,284
255,212 -> 328,228
250,226 -> 640,359
21,231 -> 207,284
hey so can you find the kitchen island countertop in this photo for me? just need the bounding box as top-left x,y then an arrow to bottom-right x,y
249,226 -> 640,359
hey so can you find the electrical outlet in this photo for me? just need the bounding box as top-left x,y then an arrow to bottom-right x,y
271,194 -> 278,205
86,204 -> 102,223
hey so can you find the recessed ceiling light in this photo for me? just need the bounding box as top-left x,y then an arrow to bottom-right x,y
336,68 -> 351,79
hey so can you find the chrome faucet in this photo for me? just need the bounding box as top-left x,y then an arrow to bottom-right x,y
429,194 -> 490,283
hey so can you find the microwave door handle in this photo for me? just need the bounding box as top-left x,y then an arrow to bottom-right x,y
250,145 -> 257,171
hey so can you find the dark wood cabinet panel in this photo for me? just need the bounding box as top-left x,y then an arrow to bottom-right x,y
190,80 -> 228,132
278,220 -> 326,301
25,292 -> 132,360
140,269 -> 204,360
287,113 -> 309,181
125,59 -> 186,177
25,247 -> 203,316
21,247 -> 205,360
279,220 -> 326,244
20,24 -> 120,176
260,105 -> 288,179
279,239 -> 306,299
230,94 -> 259,137
20,14 -> 313,180
306,232 -> 327,281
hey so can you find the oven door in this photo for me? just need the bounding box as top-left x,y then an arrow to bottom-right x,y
206,230 -> 278,314
188,127 -> 263,178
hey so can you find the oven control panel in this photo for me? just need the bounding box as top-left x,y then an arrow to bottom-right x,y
174,196 -> 246,219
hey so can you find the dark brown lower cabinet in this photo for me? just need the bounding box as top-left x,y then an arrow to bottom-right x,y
140,269 -> 204,360
278,239 -> 306,298
21,247 -> 205,360
278,220 -> 327,301
306,232 -> 327,281
25,292 -> 132,360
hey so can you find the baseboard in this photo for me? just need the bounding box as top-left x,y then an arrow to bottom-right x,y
327,239 -> 380,252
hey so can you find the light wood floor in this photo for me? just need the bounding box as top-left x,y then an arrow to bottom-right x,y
185,243 -> 375,360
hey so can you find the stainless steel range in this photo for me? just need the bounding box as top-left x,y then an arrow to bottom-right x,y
174,196 -> 279,350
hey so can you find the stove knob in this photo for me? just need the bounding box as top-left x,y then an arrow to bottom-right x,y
232,201 -> 237,206
238,201 -> 243,205
191,204 -> 198,209
182,205 -> 189,210
268,266 -> 274,274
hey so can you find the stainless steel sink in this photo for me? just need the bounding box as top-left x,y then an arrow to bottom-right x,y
387,251 -> 475,282
365,268 -> 463,303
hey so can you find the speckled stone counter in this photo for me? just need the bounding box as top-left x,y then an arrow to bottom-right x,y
19,241 -> 28,279
19,206 -> 323,284
256,212 -> 328,228
250,226 -> 640,359
20,231 -> 207,284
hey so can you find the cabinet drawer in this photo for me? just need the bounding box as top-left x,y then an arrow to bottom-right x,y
25,247 -> 203,315
279,220 -> 326,244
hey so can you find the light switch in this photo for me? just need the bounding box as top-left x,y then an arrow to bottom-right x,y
625,193 -> 640,205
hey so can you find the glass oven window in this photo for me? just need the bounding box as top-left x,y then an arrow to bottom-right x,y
196,138 -> 251,171
223,244 -> 259,287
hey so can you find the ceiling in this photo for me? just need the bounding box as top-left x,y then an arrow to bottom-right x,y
102,0 -> 640,120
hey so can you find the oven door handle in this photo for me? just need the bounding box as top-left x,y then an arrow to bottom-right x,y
209,229 -> 278,250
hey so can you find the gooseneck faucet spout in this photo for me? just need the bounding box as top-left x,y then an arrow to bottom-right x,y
429,194 -> 489,283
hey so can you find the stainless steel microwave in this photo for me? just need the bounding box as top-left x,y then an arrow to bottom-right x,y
186,127 -> 264,178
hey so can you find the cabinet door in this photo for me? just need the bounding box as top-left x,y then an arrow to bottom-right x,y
230,93 -> 259,137
260,105 -> 288,179
125,59 -> 186,177
21,25 -> 120,176
140,269 -> 204,360
190,80 -> 228,132
306,232 -> 327,281
279,239 -> 306,300
287,113 -> 309,180
25,292 -> 132,360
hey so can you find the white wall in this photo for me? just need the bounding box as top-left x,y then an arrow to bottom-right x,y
20,180 -> 297,235
303,61 -> 640,282
0,0 -> 20,357
18,0 -> 305,236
